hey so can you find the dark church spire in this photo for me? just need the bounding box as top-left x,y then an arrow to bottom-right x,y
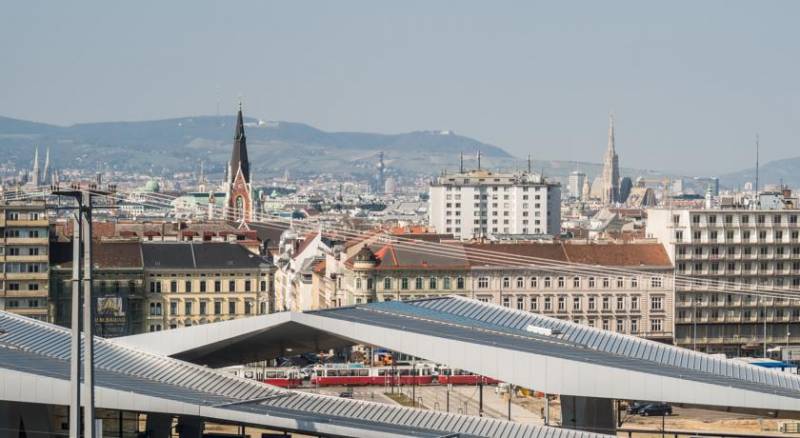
230,102 -> 250,183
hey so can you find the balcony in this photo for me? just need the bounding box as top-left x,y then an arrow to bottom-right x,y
5,218 -> 48,227
4,254 -> 49,263
2,289 -> 48,298
4,272 -> 49,281
4,237 -> 49,246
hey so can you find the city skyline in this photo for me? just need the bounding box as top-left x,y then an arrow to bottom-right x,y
3,1 -> 800,174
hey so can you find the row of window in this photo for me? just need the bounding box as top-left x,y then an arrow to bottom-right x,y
5,282 -> 41,291
678,308 -> 800,320
684,213 -> 800,226
149,279 -> 267,293
363,275 -> 665,291
676,230 -> 800,242
2,263 -> 48,273
3,229 -> 44,238
4,211 -> 42,221
500,294 -> 663,312
5,299 -> 44,308
677,245 -> 800,256
3,247 -> 46,256
163,300 -> 254,316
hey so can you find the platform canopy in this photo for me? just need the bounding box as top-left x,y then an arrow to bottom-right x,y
0,309 -> 602,438
115,296 -> 800,415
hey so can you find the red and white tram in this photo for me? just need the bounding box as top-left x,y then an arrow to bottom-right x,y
225,366 -> 304,388
434,367 -> 500,385
310,363 -> 435,386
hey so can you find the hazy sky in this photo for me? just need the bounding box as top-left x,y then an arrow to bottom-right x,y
2,1 -> 799,174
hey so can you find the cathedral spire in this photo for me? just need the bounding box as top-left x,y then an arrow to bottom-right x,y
607,113 -> 616,154
230,103 -> 250,183
42,147 -> 50,185
31,146 -> 40,187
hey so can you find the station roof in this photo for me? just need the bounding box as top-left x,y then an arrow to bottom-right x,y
0,309 -> 601,438
115,296 -> 800,414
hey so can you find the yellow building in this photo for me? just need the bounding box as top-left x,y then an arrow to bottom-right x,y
0,200 -> 50,321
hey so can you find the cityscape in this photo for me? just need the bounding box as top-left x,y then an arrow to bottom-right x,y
2,2 -> 800,438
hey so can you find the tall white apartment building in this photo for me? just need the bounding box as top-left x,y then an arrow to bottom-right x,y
429,170 -> 561,239
568,171 -> 586,200
646,206 -> 800,355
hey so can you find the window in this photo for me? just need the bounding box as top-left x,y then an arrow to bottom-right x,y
602,319 -> 610,330
530,297 -> 538,311
185,280 -> 192,293
616,277 -> 624,288
170,301 -> 178,315
502,296 -> 510,307
651,296 -> 663,311
149,302 -> 162,316
169,281 -> 177,293
429,277 -> 437,289
184,301 -> 193,315
602,277 -> 610,288
630,319 -> 639,333
214,280 -> 221,292
616,296 -> 625,310
631,296 -> 639,310
229,280 -> 236,292
244,280 -> 251,292
456,277 -> 465,289
573,277 -> 581,288
415,277 -> 423,290
199,281 -> 207,293
401,278 -> 409,290
557,277 -> 565,288
383,278 -> 392,290
616,319 -> 625,333
229,301 -> 237,315
355,278 -> 362,290
558,296 -> 566,311
478,277 -> 489,288
516,296 -> 524,310
588,277 -> 596,288
650,319 -> 663,332
544,277 -> 552,288
588,297 -> 596,310
650,277 -> 663,288
199,302 -> 207,315
602,296 -> 610,310
543,297 -> 552,311
443,277 -> 451,289
245,301 -> 252,315
573,296 -> 581,310
516,277 -> 524,288
630,277 -> 638,288
503,277 -> 511,288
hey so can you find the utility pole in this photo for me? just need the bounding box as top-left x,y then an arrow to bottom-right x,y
55,188 -> 100,438
69,207 -> 82,438
81,190 -> 95,438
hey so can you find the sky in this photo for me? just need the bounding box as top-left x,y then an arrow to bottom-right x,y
1,1 -> 799,174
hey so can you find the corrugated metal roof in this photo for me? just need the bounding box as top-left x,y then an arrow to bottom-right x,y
0,310 -> 604,438
311,296 -> 800,399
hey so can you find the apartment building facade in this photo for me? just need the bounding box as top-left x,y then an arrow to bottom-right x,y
0,200 -> 50,320
141,242 -> 274,331
328,239 -> 675,342
429,170 -> 561,239
646,207 -> 800,355
50,241 -> 146,336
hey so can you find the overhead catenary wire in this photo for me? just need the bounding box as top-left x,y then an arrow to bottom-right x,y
81,189 -> 800,302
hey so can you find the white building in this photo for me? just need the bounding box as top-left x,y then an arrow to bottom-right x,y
429,169 -> 561,239
646,205 -> 800,355
568,171 -> 586,200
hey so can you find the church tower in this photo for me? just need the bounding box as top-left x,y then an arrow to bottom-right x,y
601,113 -> 620,204
224,103 -> 254,223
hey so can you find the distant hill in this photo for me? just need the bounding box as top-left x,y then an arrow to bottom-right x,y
0,115 -> 514,178
720,157 -> 800,189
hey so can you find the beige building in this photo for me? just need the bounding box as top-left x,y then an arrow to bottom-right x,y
647,207 -> 800,354
141,242 -> 274,331
0,200 -> 50,321
321,238 -> 675,342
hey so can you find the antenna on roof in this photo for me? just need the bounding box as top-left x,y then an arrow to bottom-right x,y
477,150 -> 482,170
527,154 -> 532,173
459,152 -> 464,173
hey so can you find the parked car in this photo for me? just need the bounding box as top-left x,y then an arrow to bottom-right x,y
639,403 -> 672,416
626,401 -> 648,415
339,391 -> 354,398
